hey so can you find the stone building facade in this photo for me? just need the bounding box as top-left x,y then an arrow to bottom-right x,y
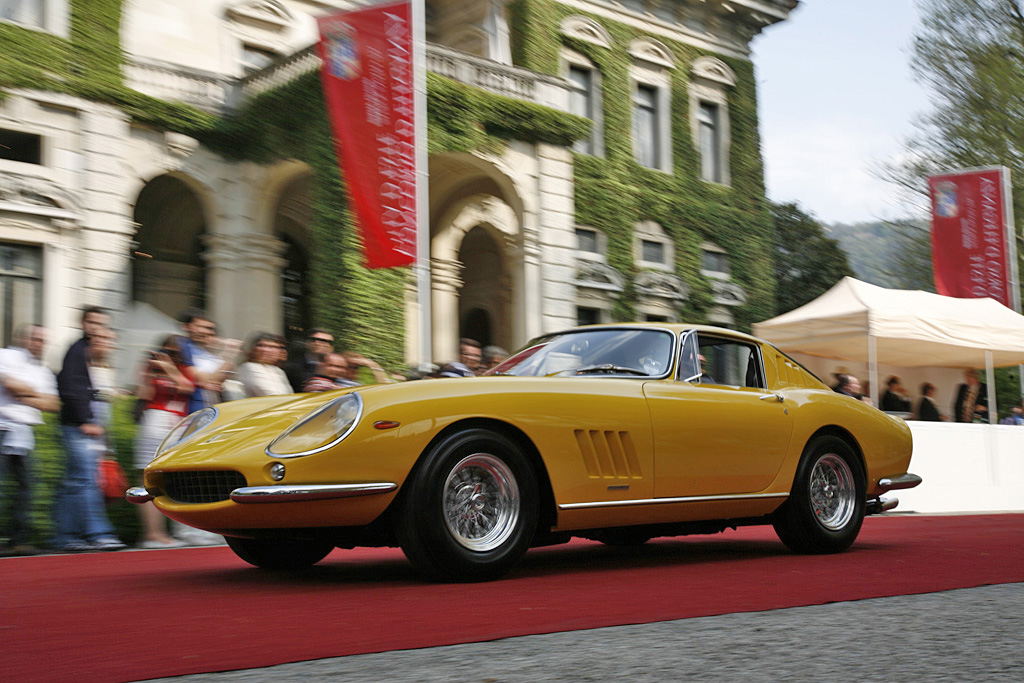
0,0 -> 795,375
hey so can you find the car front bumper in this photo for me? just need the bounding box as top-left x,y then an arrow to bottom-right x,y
126,482 -> 396,505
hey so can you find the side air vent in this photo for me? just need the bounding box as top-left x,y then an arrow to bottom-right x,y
574,429 -> 643,479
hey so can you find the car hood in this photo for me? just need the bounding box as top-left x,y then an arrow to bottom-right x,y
148,390 -> 359,468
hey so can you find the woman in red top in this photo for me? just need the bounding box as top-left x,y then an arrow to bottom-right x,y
133,335 -> 194,548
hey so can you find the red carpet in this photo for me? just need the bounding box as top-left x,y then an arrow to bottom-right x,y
3,513 -> 1023,682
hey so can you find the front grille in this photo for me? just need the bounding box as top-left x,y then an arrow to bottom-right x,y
163,470 -> 247,504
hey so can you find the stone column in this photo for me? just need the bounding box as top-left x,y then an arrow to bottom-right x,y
535,143 -> 576,335
431,257 -> 463,363
202,233 -> 287,339
78,102 -> 135,312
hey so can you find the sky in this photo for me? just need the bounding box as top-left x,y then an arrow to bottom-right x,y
753,0 -> 931,225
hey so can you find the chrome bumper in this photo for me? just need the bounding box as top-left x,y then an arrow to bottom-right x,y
229,483 -> 396,503
126,482 -> 397,505
878,473 -> 923,492
126,487 -> 154,504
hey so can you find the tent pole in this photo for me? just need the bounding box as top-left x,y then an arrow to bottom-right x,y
1002,166 -> 1024,410
986,350 -> 997,424
868,334 -> 878,407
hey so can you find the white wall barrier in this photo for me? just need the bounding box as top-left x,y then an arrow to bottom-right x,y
897,422 -> 1024,513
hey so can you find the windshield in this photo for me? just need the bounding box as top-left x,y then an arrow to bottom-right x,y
488,328 -> 675,378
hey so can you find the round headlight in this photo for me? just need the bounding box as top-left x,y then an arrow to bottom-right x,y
266,393 -> 363,458
156,407 -> 219,456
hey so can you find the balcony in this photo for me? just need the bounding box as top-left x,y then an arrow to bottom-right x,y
236,43 -> 570,112
422,44 -> 568,111
125,42 -> 571,117
124,57 -> 233,115
237,45 -> 321,103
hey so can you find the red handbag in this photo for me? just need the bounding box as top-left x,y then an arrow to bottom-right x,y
98,457 -> 128,501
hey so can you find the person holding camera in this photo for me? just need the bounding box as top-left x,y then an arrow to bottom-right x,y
132,335 -> 194,548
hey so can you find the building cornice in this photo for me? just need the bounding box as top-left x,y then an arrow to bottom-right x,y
554,0 -> 794,60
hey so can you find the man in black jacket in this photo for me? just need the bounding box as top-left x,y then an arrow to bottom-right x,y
953,368 -> 988,423
286,328 -> 335,391
51,306 -> 125,552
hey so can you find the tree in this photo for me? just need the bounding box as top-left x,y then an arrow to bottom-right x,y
893,0 -> 1024,273
771,202 -> 855,314
881,219 -> 935,291
892,0 -> 1024,418
826,219 -> 933,291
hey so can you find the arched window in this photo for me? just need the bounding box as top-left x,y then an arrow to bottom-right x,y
690,57 -> 736,186
562,49 -> 604,157
629,38 -> 675,173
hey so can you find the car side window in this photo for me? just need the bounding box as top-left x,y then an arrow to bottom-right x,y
677,330 -> 701,382
695,335 -> 765,389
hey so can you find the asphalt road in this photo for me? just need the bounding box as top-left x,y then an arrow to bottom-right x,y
150,582 -> 1024,682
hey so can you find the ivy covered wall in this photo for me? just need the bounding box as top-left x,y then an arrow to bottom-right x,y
509,0 -> 776,328
204,70 -> 587,369
1,1 -> 587,368
0,0 -> 218,133
2,0 -> 774,354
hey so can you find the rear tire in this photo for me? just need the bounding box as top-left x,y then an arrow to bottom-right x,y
396,428 -> 538,582
773,435 -> 865,554
225,536 -> 334,570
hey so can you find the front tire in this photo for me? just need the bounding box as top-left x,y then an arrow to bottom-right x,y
396,428 -> 538,582
225,536 -> 334,570
773,435 -> 865,554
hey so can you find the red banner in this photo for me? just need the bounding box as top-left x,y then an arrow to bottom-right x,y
929,167 -> 1015,307
317,1 -> 416,269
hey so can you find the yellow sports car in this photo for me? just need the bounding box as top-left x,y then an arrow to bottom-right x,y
128,324 -> 920,581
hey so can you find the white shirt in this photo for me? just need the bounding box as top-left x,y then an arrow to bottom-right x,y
0,346 -> 57,452
191,344 -> 225,374
0,346 -> 57,426
238,362 -> 293,397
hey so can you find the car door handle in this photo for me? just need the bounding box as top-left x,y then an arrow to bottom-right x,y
759,393 -> 784,402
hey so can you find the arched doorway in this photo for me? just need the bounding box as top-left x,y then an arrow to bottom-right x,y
427,152 -> 525,363
132,174 -> 207,318
273,175 -> 313,343
458,225 -> 505,348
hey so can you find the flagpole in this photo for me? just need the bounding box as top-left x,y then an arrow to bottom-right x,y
411,0 -> 432,371
1003,166 -> 1024,400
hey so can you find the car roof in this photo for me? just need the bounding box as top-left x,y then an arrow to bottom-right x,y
558,322 -> 764,345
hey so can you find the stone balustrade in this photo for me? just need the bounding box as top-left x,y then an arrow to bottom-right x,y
124,58 -> 233,114
238,45 -> 321,100
126,43 -> 572,114
238,43 -> 570,112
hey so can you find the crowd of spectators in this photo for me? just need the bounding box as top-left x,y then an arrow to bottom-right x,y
0,306 -> 508,557
832,369 -> 1024,424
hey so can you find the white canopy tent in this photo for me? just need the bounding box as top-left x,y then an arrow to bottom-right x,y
753,277 -> 1024,420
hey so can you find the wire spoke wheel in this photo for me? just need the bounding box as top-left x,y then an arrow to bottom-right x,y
443,453 -> 520,552
772,435 -> 865,554
397,428 -> 538,581
808,453 -> 856,531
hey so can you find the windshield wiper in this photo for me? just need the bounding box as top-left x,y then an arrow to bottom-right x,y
573,364 -> 648,376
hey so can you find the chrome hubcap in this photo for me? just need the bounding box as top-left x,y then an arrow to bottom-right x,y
809,453 -> 856,531
443,453 -> 520,552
